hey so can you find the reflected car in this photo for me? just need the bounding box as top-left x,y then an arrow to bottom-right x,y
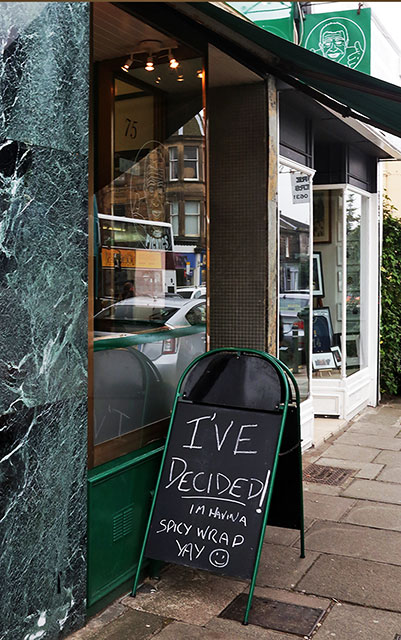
176,285 -> 206,299
94,296 -> 206,399
279,292 -> 310,359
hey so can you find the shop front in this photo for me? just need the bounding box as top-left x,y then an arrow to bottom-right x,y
277,87 -> 399,444
2,3 -> 401,639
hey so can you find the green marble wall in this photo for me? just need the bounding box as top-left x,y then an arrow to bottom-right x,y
0,3 -> 89,638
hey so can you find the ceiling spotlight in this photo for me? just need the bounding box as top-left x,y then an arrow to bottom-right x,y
121,54 -> 133,73
155,76 -> 161,84
145,56 -> 154,72
197,69 -> 203,79
169,49 -> 179,69
177,74 -> 184,82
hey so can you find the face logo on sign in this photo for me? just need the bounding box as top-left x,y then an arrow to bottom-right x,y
305,17 -> 366,70
209,548 -> 230,568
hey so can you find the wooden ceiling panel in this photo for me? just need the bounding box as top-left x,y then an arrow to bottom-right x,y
93,3 -> 177,61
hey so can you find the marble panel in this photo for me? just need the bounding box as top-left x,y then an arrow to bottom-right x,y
0,142 -> 88,413
0,3 -> 89,638
0,2 -> 89,154
0,399 -> 87,639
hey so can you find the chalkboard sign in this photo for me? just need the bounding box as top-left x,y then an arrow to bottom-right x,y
145,401 -> 283,580
133,349 -> 304,625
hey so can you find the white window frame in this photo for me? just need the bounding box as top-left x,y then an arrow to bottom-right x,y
170,201 -> 179,236
184,201 -> 200,237
183,145 -> 199,181
169,146 -> 178,181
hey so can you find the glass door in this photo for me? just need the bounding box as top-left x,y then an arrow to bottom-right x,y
278,160 -> 313,400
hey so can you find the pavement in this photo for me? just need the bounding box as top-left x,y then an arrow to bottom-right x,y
69,397 -> 401,640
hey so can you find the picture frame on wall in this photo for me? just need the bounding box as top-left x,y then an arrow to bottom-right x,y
311,352 -> 336,371
312,306 -> 334,353
313,191 -> 331,243
344,334 -> 360,366
331,346 -> 342,368
313,252 -> 325,297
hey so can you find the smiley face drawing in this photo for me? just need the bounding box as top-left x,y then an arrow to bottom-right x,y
209,548 -> 230,569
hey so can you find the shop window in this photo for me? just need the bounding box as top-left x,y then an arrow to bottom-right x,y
92,8 -> 206,467
311,187 -> 367,379
345,189 -> 365,375
183,146 -> 199,180
184,201 -> 200,236
169,146 -> 179,180
170,201 -> 179,236
278,162 -> 312,401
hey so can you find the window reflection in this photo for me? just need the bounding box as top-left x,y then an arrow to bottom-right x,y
93,32 -> 206,451
345,190 -> 363,374
278,164 -> 311,400
312,190 -> 343,379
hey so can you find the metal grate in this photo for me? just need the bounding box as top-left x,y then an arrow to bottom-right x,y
303,463 -> 354,486
112,506 -> 134,542
220,593 -> 326,636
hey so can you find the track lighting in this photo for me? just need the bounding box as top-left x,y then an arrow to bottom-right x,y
121,54 -> 133,73
145,55 -> 154,72
169,49 -> 179,69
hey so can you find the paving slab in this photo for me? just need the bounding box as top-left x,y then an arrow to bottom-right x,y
256,544 -> 319,590
335,432 -> 401,451
303,482 -> 342,496
264,518 -> 315,546
313,602 -> 401,640
355,464 -> 385,480
343,502 -> 401,531
151,617 -> 311,640
375,450 -> 401,465
264,525 -> 300,547
342,479 -> 401,504
251,585 -> 331,610
348,422 -> 401,437
123,566 -> 246,626
297,554 -> 401,611
304,520 -> 401,564
378,406 -> 401,418
377,465 -> 401,483
318,443 -> 378,462
358,410 -> 401,426
69,609 -> 168,640
303,492 -> 355,521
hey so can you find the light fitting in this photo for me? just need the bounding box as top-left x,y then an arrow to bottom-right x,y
121,54 -> 133,73
169,49 -> 179,69
145,56 -> 154,72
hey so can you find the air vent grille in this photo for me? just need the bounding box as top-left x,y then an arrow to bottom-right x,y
112,506 -> 134,542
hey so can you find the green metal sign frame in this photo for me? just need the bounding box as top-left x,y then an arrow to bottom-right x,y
132,348 -> 304,625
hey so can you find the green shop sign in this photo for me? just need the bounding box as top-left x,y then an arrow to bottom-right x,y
302,8 -> 371,73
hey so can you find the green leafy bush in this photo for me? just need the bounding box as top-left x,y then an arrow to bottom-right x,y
380,193 -> 401,395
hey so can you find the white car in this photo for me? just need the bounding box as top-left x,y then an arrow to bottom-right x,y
94,296 -> 206,399
177,285 -> 206,299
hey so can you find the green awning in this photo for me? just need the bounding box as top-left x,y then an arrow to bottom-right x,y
186,2 -> 401,139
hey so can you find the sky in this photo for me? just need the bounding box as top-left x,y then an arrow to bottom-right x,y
369,1 -> 401,42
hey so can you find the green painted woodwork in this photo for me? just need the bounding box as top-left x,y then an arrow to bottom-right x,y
87,442 -> 163,607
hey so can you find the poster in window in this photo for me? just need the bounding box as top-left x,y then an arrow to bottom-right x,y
313,192 -> 331,243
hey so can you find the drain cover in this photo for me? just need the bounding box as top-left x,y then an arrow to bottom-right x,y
303,463 -> 354,486
220,593 -> 325,636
